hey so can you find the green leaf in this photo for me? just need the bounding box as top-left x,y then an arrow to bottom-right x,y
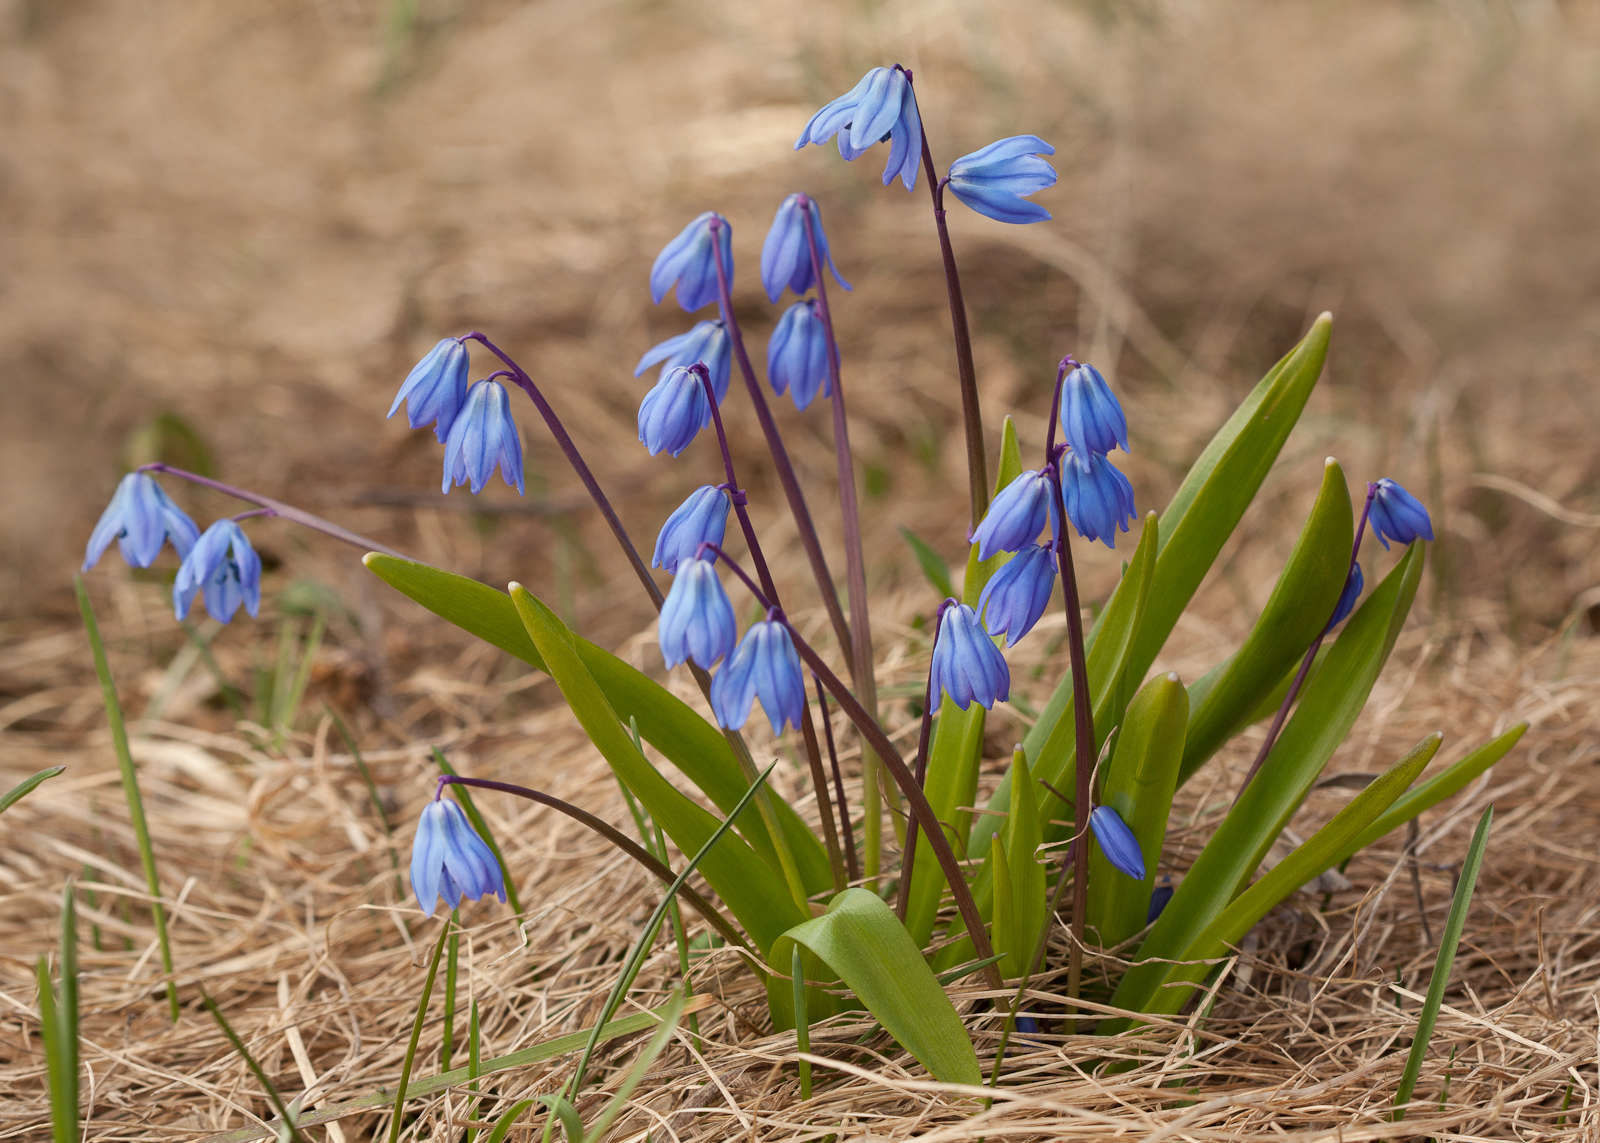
483,1101 -> 538,1143
1112,543 -> 1426,1015
772,889 -> 980,1085
363,554 -> 829,891
582,989 -> 687,1142
1000,750 -> 1047,978
1085,673 -> 1189,949
1179,458 -> 1354,784
509,585 -> 806,953
0,766 -> 65,815
1131,732 -> 1440,1021
899,527 -> 955,600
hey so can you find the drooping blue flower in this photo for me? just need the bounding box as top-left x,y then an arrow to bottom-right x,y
767,300 -> 833,410
1368,478 -> 1434,550
977,544 -> 1058,645
1328,562 -> 1364,627
970,468 -> 1059,560
709,619 -> 806,734
1090,805 -> 1146,881
83,472 -> 201,571
1059,361 -> 1129,459
946,135 -> 1058,224
653,485 -> 731,574
1147,880 -> 1175,924
794,65 -> 924,190
760,193 -> 851,303
409,796 -> 507,917
1059,451 -> 1136,548
658,556 -> 737,670
442,379 -> 524,495
172,518 -> 262,623
649,212 -> 734,313
634,320 -> 732,405
638,365 -> 712,458
928,602 -> 1010,714
387,338 -> 470,443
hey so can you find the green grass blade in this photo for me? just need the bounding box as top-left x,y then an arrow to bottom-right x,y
75,576 -> 179,1023
387,918 -> 451,1143
482,1101 -> 537,1143
274,613 -> 325,738
582,989 -> 687,1142
200,988 -> 309,1143
442,912 -> 460,1070
1,765 -> 65,815
37,958 -> 70,1143
432,751 -> 524,915
899,526 -> 956,599
1394,805 -> 1493,1120
57,883 -> 78,1135
791,944 -> 812,1100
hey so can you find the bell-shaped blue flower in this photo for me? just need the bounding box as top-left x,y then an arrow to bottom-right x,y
795,65 -> 923,190
1090,805 -> 1146,880
653,485 -> 731,574
767,300 -> 833,411
658,556 -> 737,669
634,320 -> 731,405
638,365 -> 711,458
1328,562 -> 1364,627
172,518 -> 262,623
929,602 -> 1010,714
1059,451 -> 1136,548
442,379 -> 524,495
946,135 -> 1058,224
1059,361 -> 1128,459
978,544 -> 1057,645
649,212 -> 734,313
1147,880 -> 1174,924
760,193 -> 851,303
709,619 -> 806,734
388,338 -> 470,443
1368,478 -> 1434,550
409,796 -> 507,917
83,472 -> 201,571
970,468 -> 1059,560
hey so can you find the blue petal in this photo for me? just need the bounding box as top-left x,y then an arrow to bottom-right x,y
796,69 -> 877,149
847,67 -> 902,154
1090,805 -> 1147,880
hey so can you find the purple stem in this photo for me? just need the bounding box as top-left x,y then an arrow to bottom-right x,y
1233,482 -> 1378,801
137,463 -> 408,559
436,775 -> 749,952
906,68 -> 988,529
703,218 -> 854,660
812,676 -> 860,883
228,507 -> 277,525
894,597 -> 955,920
461,332 -> 662,609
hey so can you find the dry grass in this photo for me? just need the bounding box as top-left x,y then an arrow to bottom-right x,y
4,0 -> 1600,1139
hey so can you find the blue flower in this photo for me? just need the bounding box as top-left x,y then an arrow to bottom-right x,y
388,338 -> 470,443
1328,562 -> 1364,627
978,544 -> 1057,645
409,796 -> 507,917
638,365 -> 712,458
172,518 -> 262,623
1059,451 -> 1136,548
442,379 -> 524,495
650,212 -> 734,313
83,472 -> 201,571
945,135 -> 1057,224
634,321 -> 731,405
653,485 -> 730,574
929,602 -> 1010,714
795,65 -> 924,190
710,619 -> 806,734
1369,478 -> 1434,550
1090,805 -> 1146,880
970,468 -> 1059,560
1059,361 -> 1128,459
760,193 -> 851,303
658,556 -> 737,669
767,300 -> 833,410
1147,880 -> 1174,924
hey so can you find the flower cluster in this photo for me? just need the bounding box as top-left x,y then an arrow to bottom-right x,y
388,337 -> 525,495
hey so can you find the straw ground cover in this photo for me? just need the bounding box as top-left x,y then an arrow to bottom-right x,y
5,1 -> 1600,1138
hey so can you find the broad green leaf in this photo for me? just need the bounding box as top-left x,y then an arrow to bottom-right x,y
900,527 -> 955,600
1086,673 -> 1188,949
1179,458 -> 1354,784
0,766 -> 64,816
363,554 -> 829,891
1112,544 -> 1425,1014
1129,733 -> 1439,1021
1018,316 -> 1332,791
510,585 -> 807,953
772,889 -> 981,1085
904,416 -> 1025,944
1337,723 -> 1524,864
991,750 -> 1046,978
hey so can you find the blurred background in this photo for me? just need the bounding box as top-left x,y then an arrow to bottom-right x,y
5,0 -> 1597,650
